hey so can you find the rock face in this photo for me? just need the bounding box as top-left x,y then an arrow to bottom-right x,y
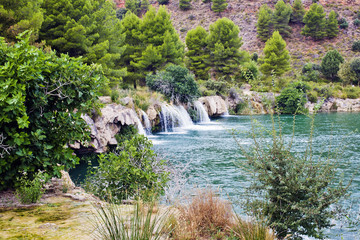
198,96 -> 228,117
306,97 -> 360,113
73,104 -> 141,153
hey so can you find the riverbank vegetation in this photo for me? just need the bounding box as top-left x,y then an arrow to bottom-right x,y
1,0 -> 359,239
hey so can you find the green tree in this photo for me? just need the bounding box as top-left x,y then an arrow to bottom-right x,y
211,0 -> 227,16
276,82 -> 310,114
119,12 -> 143,88
125,0 -> 140,15
321,50 -> 344,81
350,58 -> 360,85
237,113 -> 350,239
146,65 -> 200,104
40,0 -> 126,87
180,0 -> 191,10
132,6 -> 184,81
257,4 -> 273,42
207,18 -> 246,79
140,0 -> 150,13
301,3 -> 327,40
290,0 -> 305,24
273,0 -> 292,37
0,0 -> 44,41
339,59 -> 359,86
326,10 -> 339,38
185,26 -> 210,80
260,31 -> 290,76
0,32 -> 106,190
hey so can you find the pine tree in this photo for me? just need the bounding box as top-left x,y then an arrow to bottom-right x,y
257,4 -> 273,42
290,0 -> 305,24
0,0 -> 44,41
185,26 -> 210,79
119,12 -> 143,88
273,0 -> 292,38
260,31 -> 290,76
321,50 -> 344,81
180,0 -> 191,10
140,0 -> 150,13
125,0 -> 140,15
326,10 -> 339,38
211,0 -> 227,16
301,3 -> 327,40
132,6 -> 184,81
207,18 -> 246,79
40,0 -> 126,86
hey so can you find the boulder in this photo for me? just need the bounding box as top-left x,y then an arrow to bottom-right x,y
198,96 -> 228,117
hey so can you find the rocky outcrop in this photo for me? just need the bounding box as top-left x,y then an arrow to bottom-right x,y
71,104 -> 141,153
306,97 -> 360,113
199,96 -> 228,117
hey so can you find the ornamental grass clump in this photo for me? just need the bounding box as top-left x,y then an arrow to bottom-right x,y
92,201 -> 173,240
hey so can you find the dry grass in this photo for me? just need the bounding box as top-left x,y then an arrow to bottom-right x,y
172,189 -> 233,239
229,216 -> 277,240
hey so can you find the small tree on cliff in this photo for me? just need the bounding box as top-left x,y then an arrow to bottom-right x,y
211,0 -> 227,16
326,10 -> 339,39
260,31 -> 290,76
290,0 -> 305,24
273,0 -> 292,38
257,4 -> 273,42
301,3 -> 327,40
321,50 -> 344,81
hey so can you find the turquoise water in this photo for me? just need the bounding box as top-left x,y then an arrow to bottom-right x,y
150,113 -> 360,239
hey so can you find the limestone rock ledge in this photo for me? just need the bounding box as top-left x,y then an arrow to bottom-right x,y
199,96 -> 228,117
306,97 -> 360,113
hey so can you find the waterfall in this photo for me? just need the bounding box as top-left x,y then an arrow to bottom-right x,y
160,104 -> 194,132
133,111 -> 146,136
193,101 -> 210,123
140,110 -> 152,135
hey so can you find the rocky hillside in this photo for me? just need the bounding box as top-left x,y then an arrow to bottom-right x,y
155,0 -> 360,71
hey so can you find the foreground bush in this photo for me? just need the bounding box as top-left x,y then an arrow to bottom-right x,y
276,82 -> 309,114
16,171 -> 47,204
236,113 -> 350,239
84,134 -> 169,202
0,32 -> 106,190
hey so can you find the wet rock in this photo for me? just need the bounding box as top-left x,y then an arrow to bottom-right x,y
198,96 -> 228,117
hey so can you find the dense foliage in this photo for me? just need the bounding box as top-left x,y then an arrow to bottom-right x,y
237,114 -> 349,239
211,0 -> 227,15
276,82 -> 309,114
0,0 -> 44,41
301,4 -> 327,40
85,134 -> 169,202
0,33 -> 106,190
273,0 -> 292,38
257,4 -> 273,42
40,0 -> 125,87
146,65 -> 199,103
290,0 -> 305,24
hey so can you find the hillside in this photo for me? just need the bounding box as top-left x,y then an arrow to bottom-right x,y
152,0 -> 360,72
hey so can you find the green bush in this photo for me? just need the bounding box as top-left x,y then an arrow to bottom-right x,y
157,0 -> 169,4
301,63 -> 320,82
339,18 -> 348,29
146,65 -> 199,104
344,86 -> 360,99
235,100 -> 248,114
84,134 -> 169,202
116,8 -> 128,20
241,61 -> 259,82
354,19 -> 360,27
0,32 -> 106,190
352,41 -> 360,52
204,79 -> 230,95
307,90 -> 318,103
110,90 -> 120,102
276,82 -> 310,114
16,171 -> 47,204
236,114 -> 350,239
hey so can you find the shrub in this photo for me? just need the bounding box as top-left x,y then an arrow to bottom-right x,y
146,65 -> 199,104
110,90 -> 120,102
344,86 -> 360,99
339,18 -> 349,29
179,0 -> 191,10
321,50 -> 344,81
307,90 -> 318,103
354,18 -> 360,27
16,171 -> 47,204
276,82 -> 310,114
116,8 -> 128,20
204,79 -> 230,95
241,61 -> 259,82
352,40 -> 360,52
301,63 -> 320,82
157,0 -> 169,4
251,52 -> 258,62
84,134 -> 169,202
0,32 -> 106,190
235,114 -> 350,239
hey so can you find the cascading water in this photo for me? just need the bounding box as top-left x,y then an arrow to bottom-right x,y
133,110 -> 146,136
140,110 -> 152,135
193,101 -> 210,123
160,104 -> 194,132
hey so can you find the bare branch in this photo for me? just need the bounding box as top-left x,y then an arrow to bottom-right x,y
0,133 -> 14,158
